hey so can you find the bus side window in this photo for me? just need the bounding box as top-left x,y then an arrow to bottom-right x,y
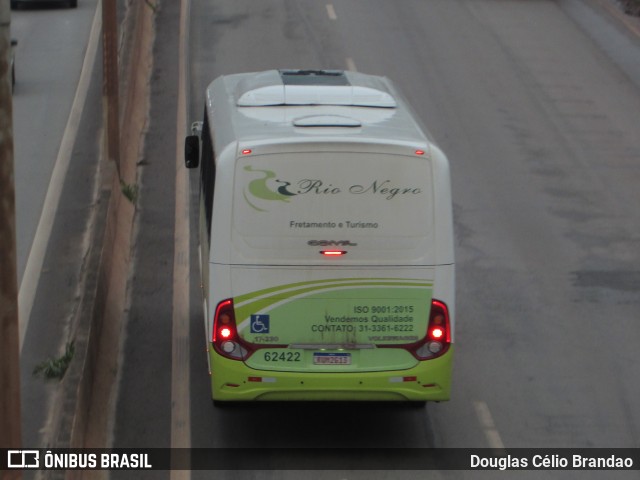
200,113 -> 216,241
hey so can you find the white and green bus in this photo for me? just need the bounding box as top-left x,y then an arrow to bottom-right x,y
185,70 -> 455,405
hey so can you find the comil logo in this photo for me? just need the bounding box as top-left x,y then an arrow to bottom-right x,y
308,240 -> 358,246
7,450 -> 40,469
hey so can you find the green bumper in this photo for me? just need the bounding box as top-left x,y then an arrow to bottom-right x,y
210,345 -> 454,402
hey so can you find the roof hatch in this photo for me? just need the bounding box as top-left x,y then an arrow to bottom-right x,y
235,69 -> 397,108
292,114 -> 362,128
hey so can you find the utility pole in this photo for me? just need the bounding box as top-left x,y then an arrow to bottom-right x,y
0,0 -> 23,478
102,0 -> 120,173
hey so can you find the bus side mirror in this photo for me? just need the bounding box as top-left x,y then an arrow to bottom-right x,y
185,135 -> 200,168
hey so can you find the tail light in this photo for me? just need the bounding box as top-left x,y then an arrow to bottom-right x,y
411,299 -> 451,360
212,299 -> 253,360
377,299 -> 451,360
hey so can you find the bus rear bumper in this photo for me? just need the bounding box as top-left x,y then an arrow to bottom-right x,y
210,346 -> 453,403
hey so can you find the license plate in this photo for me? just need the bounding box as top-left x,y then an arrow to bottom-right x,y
313,352 -> 351,365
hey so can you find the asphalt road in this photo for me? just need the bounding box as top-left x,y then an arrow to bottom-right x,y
111,0 -> 640,478
10,0 -> 107,459
11,0 -> 99,283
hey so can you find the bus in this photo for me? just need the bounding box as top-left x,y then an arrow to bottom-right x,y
185,69 -> 455,405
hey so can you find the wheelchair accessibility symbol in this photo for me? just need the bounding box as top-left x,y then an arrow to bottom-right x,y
250,314 -> 270,334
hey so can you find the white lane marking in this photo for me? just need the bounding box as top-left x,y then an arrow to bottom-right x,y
326,3 -> 337,20
473,400 -> 505,450
171,0 -> 192,477
345,57 -> 358,72
18,2 -> 101,352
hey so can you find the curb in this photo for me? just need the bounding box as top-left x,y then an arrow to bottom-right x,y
72,0 -> 156,456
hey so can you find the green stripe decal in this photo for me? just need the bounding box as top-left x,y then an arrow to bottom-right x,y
234,277 -> 432,305
235,278 -> 433,346
235,278 -> 432,322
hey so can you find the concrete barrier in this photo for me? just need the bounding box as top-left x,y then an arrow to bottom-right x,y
40,1 -> 157,476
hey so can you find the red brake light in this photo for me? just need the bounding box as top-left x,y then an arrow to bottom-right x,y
321,250 -> 347,256
428,300 -> 451,343
410,299 -> 451,360
375,299 -> 451,360
212,299 -> 233,342
430,326 -> 444,339
212,299 -> 253,360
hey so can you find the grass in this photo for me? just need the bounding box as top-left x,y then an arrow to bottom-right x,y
121,181 -> 139,204
33,342 -> 75,380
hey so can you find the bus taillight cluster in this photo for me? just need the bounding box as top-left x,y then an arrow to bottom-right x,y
212,299 -> 252,360
412,299 -> 451,360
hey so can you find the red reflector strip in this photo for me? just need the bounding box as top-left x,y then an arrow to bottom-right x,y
248,377 -> 276,383
389,376 -> 418,383
320,250 -> 347,256
241,149 -> 252,155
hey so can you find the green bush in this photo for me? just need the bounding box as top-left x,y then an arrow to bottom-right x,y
33,342 -> 75,380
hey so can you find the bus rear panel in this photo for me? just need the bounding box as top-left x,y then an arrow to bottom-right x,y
187,70 -> 455,404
